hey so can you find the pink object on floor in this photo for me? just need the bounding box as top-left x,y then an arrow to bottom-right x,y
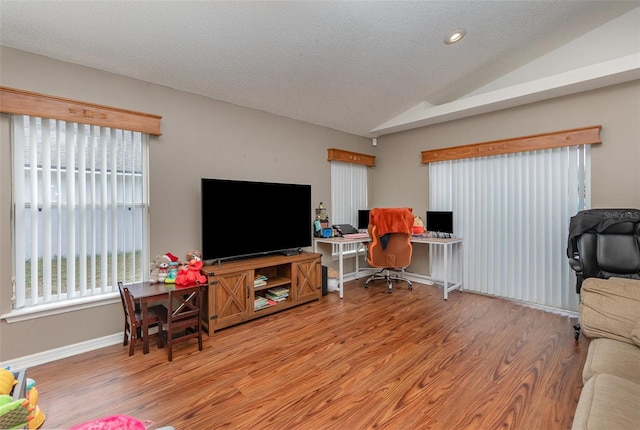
69,414 -> 148,430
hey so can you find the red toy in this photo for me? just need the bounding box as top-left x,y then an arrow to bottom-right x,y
175,249 -> 207,286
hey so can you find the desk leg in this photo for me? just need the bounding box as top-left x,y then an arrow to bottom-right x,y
444,243 -> 449,300
338,243 -> 344,299
142,301 -> 150,354
355,244 -> 360,279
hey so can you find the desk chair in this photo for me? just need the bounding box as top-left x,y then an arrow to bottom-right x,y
157,285 -> 203,362
118,282 -> 165,356
365,207 -> 414,293
567,208 -> 640,339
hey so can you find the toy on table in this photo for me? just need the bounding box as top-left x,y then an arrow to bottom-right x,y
164,266 -> 178,284
175,249 -> 207,286
150,252 -> 180,283
412,215 -> 425,235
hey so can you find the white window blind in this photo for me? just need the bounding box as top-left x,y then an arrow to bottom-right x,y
429,145 -> 590,312
331,161 -> 368,255
11,115 -> 149,310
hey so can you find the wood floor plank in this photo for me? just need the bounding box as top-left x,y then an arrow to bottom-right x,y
29,279 -> 588,429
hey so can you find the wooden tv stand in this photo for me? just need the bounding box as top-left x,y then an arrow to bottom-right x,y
200,252 -> 322,335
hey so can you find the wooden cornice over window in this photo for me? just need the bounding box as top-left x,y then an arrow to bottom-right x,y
0,86 -> 162,136
327,148 -> 376,167
421,125 -> 601,164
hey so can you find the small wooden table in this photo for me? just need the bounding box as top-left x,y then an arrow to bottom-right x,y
125,281 -> 205,354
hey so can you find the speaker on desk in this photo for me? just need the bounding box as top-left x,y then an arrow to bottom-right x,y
322,265 -> 328,296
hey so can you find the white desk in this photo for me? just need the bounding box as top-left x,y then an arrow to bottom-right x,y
313,236 -> 368,299
313,235 -> 463,300
410,236 -> 463,300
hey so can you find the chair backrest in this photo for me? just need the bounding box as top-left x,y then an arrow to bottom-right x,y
568,209 -> 640,293
118,282 -> 138,327
166,285 -> 203,332
367,207 -> 414,269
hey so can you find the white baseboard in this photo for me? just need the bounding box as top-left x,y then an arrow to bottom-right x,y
0,333 -> 122,370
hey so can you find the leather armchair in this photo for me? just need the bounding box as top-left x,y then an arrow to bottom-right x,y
567,209 -> 640,293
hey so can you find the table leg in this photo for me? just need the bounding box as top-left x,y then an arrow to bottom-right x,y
338,243 -> 344,299
444,243 -> 449,300
142,300 -> 150,354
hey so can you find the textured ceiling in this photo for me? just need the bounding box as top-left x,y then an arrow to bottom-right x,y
1,1 -> 638,137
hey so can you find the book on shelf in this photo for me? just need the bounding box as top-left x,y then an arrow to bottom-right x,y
254,296 -> 270,310
254,295 -> 279,310
254,274 -> 268,287
267,286 -> 289,296
266,292 -> 288,301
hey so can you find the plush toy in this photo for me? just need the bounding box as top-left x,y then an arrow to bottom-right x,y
175,249 -> 207,286
413,216 -> 425,235
0,369 -> 16,395
149,255 -> 163,283
150,253 -> 180,283
164,266 -> 178,284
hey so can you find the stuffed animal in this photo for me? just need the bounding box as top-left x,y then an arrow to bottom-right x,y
0,368 -> 16,395
175,249 -> 207,286
413,216 -> 425,235
164,266 -> 178,284
150,253 -> 180,283
149,255 -> 163,283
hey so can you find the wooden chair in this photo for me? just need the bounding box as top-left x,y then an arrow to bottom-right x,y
118,282 -> 165,356
157,285 -> 204,362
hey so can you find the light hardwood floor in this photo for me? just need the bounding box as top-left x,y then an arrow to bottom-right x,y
31,278 -> 588,429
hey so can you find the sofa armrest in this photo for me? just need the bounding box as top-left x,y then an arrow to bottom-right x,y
580,277 -> 640,344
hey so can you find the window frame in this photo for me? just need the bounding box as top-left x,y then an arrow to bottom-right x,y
0,87 -> 161,322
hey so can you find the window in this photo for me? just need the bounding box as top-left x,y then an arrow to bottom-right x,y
429,145 -> 590,312
330,161 -> 368,256
11,115 -> 149,310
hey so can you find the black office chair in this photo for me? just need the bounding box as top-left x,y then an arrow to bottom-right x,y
567,208 -> 640,339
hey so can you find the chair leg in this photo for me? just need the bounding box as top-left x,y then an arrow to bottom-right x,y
157,322 -> 165,349
128,332 -> 136,356
123,323 -> 129,346
366,268 -> 411,293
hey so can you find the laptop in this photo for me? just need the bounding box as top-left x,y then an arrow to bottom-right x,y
333,224 -> 359,236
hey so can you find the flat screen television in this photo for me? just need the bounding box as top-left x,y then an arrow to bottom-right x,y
201,178 -> 312,262
426,211 -> 453,233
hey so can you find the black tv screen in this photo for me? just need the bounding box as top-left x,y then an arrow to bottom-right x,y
201,178 -> 312,261
426,211 -> 453,233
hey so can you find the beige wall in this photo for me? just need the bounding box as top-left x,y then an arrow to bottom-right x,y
0,47 -> 369,361
1,45 -> 639,362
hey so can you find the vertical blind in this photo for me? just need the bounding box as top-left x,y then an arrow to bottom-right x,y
429,145 -> 589,312
12,115 -> 149,309
331,161 -> 368,254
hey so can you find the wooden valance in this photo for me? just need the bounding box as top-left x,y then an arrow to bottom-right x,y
0,86 -> 162,136
421,125 -> 601,164
327,148 -> 376,167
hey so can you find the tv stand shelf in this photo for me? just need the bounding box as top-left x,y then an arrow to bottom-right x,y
200,252 -> 322,335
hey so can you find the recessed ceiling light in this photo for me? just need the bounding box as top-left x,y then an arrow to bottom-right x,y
445,28 -> 466,44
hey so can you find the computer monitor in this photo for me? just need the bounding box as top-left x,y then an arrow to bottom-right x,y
357,209 -> 370,230
426,211 -> 453,233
